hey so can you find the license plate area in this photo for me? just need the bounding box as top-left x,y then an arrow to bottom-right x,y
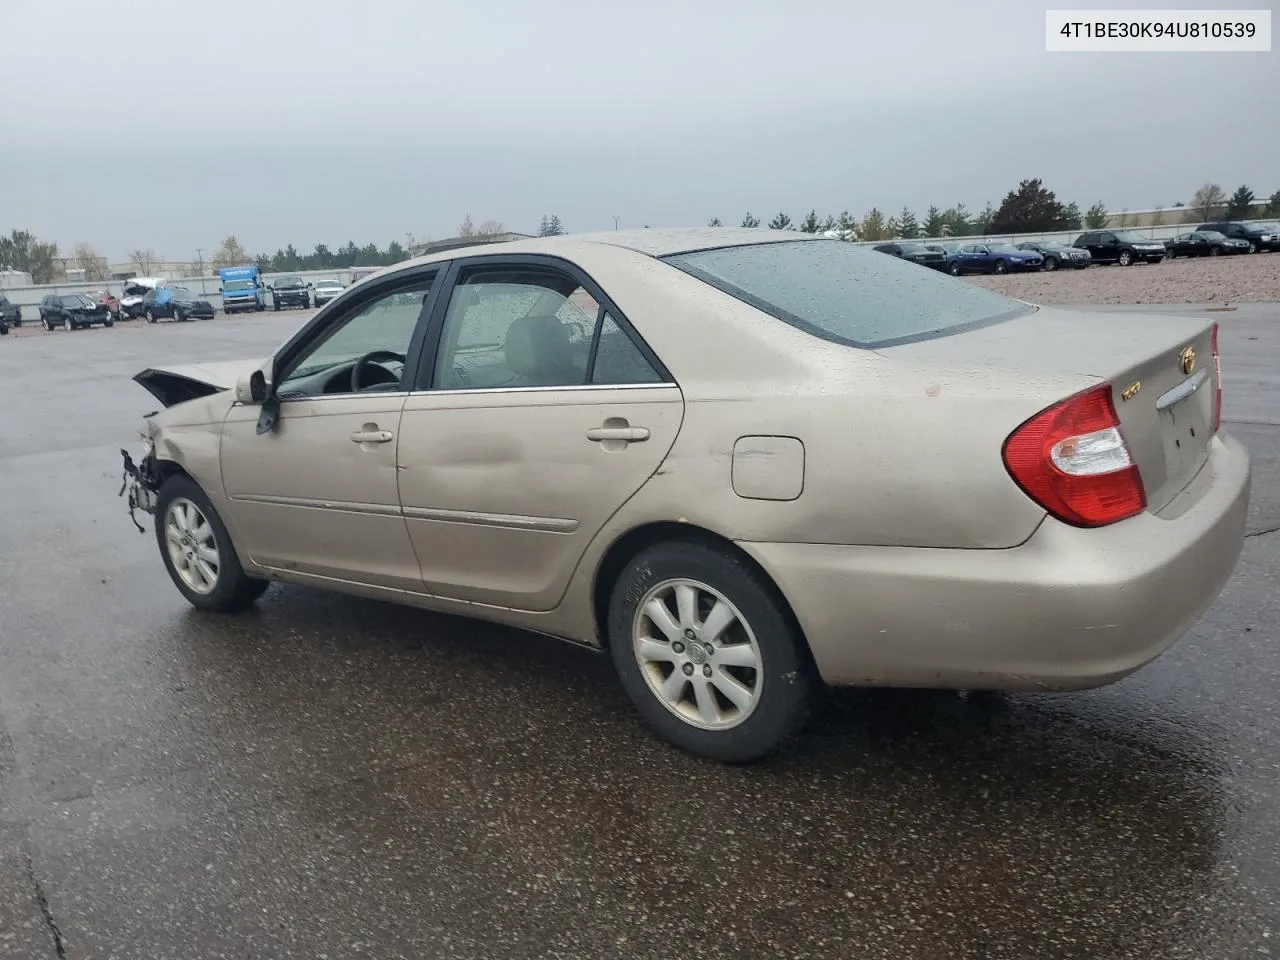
1157,370 -> 1212,489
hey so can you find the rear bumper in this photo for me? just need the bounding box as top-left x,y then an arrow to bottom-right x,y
740,433 -> 1250,691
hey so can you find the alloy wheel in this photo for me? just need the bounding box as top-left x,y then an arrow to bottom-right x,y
164,497 -> 221,595
631,578 -> 763,730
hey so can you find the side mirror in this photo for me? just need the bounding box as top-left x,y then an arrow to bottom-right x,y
235,368 -> 269,405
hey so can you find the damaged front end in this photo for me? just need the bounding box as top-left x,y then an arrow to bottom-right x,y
119,439 -> 162,533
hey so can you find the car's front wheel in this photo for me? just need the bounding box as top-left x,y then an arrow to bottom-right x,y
607,539 -> 817,763
993,259 -> 1008,274
1117,250 -> 1134,266
1043,256 -> 1058,271
948,261 -> 962,276
63,317 -> 73,331
42,317 -> 53,332
1210,246 -> 1221,257
146,309 -> 157,323
155,474 -> 270,613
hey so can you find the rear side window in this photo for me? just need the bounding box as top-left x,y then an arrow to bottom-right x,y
664,240 -> 1032,348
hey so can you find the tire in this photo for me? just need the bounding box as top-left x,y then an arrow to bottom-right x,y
154,474 -> 270,613
607,539 -> 818,763
63,317 -> 73,331
948,261 -> 962,276
273,301 -> 280,312
43,317 -> 53,332
1117,250 -> 1133,266
105,318 -> 114,328
146,309 -> 157,323
993,259 -> 1008,275
1210,246 -> 1221,257
1249,241 -> 1259,254
175,308 -> 186,322
1043,256 -> 1058,272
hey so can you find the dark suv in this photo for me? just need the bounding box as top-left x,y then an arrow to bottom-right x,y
37,293 -> 113,330
0,295 -> 21,333
271,277 -> 311,310
1196,221 -> 1280,253
1073,230 -> 1167,266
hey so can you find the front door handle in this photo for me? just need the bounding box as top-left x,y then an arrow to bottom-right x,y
586,425 -> 649,443
351,424 -> 393,444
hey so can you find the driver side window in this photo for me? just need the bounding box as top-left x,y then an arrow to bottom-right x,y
277,274 -> 437,398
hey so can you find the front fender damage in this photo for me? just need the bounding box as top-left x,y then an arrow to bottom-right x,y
119,444 -> 162,533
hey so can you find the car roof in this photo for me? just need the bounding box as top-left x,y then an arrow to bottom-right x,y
400,227 -> 818,269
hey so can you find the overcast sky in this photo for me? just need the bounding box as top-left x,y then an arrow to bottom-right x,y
1,0 -> 1276,261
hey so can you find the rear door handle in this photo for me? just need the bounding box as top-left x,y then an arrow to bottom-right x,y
586,426 -> 649,443
350,427 -> 394,444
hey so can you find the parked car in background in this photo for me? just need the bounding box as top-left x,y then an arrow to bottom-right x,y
947,242 -> 1043,275
311,279 -> 345,307
1165,231 -> 1252,258
872,242 -> 948,271
1015,240 -> 1091,271
1074,230 -> 1166,265
0,295 -> 22,330
219,265 -> 267,313
271,276 -> 310,311
87,289 -> 123,321
1196,221 -> 1280,253
142,285 -> 217,323
118,228 -> 1249,763
38,293 -> 113,330
120,278 -> 163,318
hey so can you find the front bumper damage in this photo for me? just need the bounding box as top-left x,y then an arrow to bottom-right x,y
119,444 -> 161,532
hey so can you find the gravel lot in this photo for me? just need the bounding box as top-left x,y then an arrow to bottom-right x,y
968,250 -> 1280,305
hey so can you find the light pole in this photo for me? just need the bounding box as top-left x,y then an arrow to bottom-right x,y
613,216 -> 619,231
195,248 -> 206,293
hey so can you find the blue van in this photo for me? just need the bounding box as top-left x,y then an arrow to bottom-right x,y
219,266 -> 265,314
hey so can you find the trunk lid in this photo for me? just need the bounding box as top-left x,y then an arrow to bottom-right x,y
883,306 -> 1218,512
134,358 -> 264,408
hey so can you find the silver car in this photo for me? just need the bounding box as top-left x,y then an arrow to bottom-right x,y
120,228 -> 1250,762
312,279 -> 345,307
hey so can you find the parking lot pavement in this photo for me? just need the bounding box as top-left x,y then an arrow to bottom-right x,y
1,305 -> 1278,959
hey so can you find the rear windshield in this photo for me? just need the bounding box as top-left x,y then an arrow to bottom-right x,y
663,239 -> 1032,348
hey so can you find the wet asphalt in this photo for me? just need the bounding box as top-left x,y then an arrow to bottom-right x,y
0,303 -> 1278,960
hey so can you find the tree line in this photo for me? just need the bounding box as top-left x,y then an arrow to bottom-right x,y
710,181 -> 1280,242
6,182 -> 1279,285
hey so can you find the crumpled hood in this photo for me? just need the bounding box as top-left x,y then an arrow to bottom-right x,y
134,358 -> 265,408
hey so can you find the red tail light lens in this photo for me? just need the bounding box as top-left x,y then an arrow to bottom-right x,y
1002,384 -> 1146,528
1211,321 -> 1222,433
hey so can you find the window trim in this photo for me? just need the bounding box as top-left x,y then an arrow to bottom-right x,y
269,265 -> 445,400
411,253 -> 673,392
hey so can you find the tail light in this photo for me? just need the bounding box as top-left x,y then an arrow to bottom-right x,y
1002,384 -> 1146,528
1211,322 -> 1222,433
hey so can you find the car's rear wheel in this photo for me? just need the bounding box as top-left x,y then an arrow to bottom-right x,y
146,308 -> 157,323
155,475 -> 270,613
607,539 -> 817,763
63,317 -> 73,331
1117,250 -> 1133,266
